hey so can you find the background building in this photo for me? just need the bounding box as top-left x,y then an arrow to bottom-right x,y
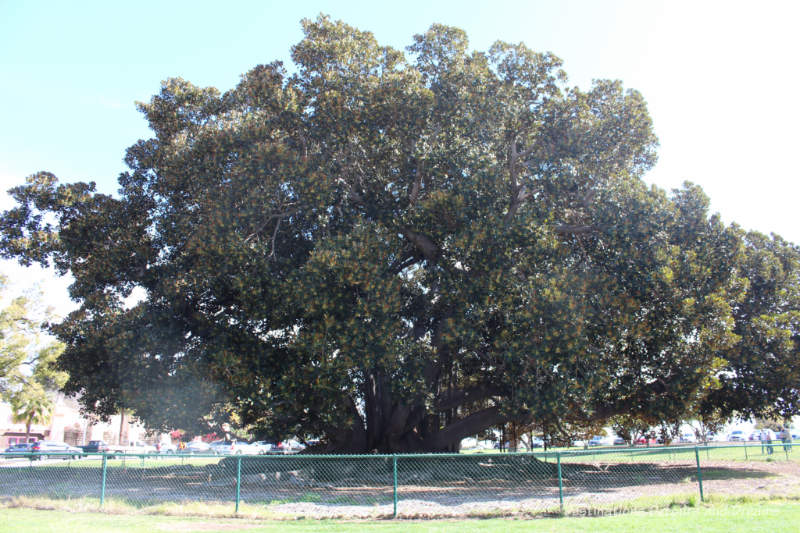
0,394 -> 161,448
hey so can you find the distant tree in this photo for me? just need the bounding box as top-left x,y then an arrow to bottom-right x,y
0,286 -> 29,394
1,16 -> 794,452
754,416 -> 784,433
9,382 -> 54,443
0,276 -> 67,441
610,414 -> 652,445
689,409 -> 729,444
657,419 -> 682,446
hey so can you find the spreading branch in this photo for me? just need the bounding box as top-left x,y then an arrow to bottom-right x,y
403,229 -> 440,262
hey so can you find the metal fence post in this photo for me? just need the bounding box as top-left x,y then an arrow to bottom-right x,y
694,446 -> 704,502
100,454 -> 108,507
557,452 -> 564,514
392,455 -> 398,518
744,444 -> 748,460
235,456 -> 242,513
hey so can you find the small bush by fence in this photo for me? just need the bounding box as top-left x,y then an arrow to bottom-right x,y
0,444 -> 798,518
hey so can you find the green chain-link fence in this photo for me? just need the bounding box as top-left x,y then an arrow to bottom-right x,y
1,443 -> 797,518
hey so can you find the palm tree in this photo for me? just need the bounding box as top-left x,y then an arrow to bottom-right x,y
10,385 -> 54,443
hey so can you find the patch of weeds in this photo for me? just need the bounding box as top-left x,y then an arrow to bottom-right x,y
147,500 -> 231,517
702,494 -> 782,506
268,492 -> 322,505
665,495 -> 696,509
328,496 -> 360,505
465,508 -> 507,518
299,492 -> 322,503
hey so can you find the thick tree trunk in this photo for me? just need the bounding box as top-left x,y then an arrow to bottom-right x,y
316,399 -> 507,454
312,360 -> 509,454
118,409 -> 126,446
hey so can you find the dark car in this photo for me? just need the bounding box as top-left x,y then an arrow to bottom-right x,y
81,440 -> 110,453
3,442 -> 34,457
31,440 -> 83,459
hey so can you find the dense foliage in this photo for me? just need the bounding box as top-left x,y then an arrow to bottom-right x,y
1,17 -> 797,451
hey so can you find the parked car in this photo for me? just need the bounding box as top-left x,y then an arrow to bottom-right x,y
209,440 -> 259,455
124,440 -> 157,454
678,433 -> 696,443
181,440 -> 211,454
209,440 -> 228,454
588,435 -> 613,446
81,440 -> 110,453
31,440 -> 83,459
727,430 -> 746,442
251,441 -> 278,454
282,440 -> 306,452
530,436 -> 545,448
156,442 -> 177,454
278,439 -> 308,453
4,442 -> 34,457
613,436 -> 627,446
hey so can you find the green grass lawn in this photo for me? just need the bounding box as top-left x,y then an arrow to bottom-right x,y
0,454 -> 223,469
6,443 -> 795,467
466,443 -> 798,464
4,499 -> 799,532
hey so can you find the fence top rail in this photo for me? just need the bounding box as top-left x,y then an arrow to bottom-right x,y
0,442 -> 795,460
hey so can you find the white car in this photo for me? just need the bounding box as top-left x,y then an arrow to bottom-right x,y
460,437 -> 479,450
282,439 -> 306,452
251,441 -> 277,454
209,440 -> 259,455
727,430 -> 746,442
157,442 -> 178,454
182,440 -> 211,454
126,440 -> 157,454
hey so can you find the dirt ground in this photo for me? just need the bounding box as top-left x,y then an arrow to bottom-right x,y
1,457 -> 798,518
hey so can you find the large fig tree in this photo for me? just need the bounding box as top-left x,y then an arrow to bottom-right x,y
1,16 -> 778,452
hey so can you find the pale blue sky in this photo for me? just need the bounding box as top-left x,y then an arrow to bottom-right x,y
1,0 -> 799,302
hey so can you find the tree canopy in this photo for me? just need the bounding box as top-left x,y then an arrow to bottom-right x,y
1,16 -> 798,452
